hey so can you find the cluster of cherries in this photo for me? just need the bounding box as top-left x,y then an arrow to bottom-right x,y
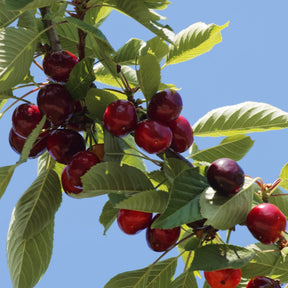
103,89 -> 194,154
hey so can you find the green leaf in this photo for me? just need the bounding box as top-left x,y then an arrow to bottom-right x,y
18,10 -> 37,30
85,4 -> 112,27
0,165 -> 17,200
7,219 -> 55,288
190,135 -> 255,162
191,244 -> 255,271
137,52 -> 161,101
99,200 -> 119,235
0,3 -> 22,28
147,36 -> 169,62
269,187 -> 288,217
164,22 -> 229,66
66,57 -> 95,100
193,101 -> 288,137
79,162 -> 154,198
280,162 -> 288,191
144,0 -> 170,10
152,167 -> 209,229
170,270 -> 198,288
200,177 -> 258,230
0,27 -> 38,90
5,0 -> 56,11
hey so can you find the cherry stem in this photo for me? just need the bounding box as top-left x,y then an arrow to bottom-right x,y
225,229 -> 232,244
33,59 -> 43,71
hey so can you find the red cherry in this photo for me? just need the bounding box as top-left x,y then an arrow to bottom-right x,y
117,209 -> 153,235
43,50 -> 79,82
134,119 -> 172,154
246,276 -> 281,287
146,214 -> 180,252
206,158 -> 245,196
61,166 -> 83,194
46,129 -> 86,164
168,115 -> 194,153
103,100 -> 137,137
37,83 -> 74,126
246,203 -> 286,245
204,268 -> 242,288
147,89 -> 183,124
66,151 -> 99,188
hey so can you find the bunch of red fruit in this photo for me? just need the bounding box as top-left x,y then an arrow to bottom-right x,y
103,89 -> 194,154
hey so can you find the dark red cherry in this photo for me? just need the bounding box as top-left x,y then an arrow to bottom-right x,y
168,115 -> 194,153
66,151 -> 99,188
43,50 -> 79,82
37,83 -> 74,126
204,268 -> 242,288
46,129 -> 86,164
61,166 -> 83,194
246,203 -> 286,245
147,89 -> 183,124
246,276 -> 281,288
103,100 -> 137,137
117,209 -> 153,235
146,214 -> 180,252
134,119 -> 172,154
206,158 -> 245,196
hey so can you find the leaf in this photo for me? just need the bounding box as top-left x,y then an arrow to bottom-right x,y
99,200 -> 119,235
280,162 -> 288,191
164,22 -> 229,66
79,162 -> 154,198
152,167 -> 209,229
5,0 -> 57,11
191,244 -> 255,271
0,165 -> 17,200
269,187 -> 288,217
7,219 -> 55,288
85,4 -> 112,27
0,3 -> 22,28
189,135 -> 255,162
146,36 -> 169,62
0,27 -> 38,90
200,177 -> 259,230
66,57 -> 95,100
137,52 -> 161,101
170,270 -> 198,288
193,101 -> 288,137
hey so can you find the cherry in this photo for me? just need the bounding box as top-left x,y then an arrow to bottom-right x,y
134,119 -> 172,154
61,166 -> 83,194
246,276 -> 281,288
46,129 -> 86,164
147,89 -> 183,124
66,151 -> 99,188
206,158 -> 245,196
168,115 -> 194,153
146,214 -> 180,252
103,100 -> 137,137
37,83 -> 74,126
43,50 -> 79,82
117,209 -> 153,235
246,203 -> 286,245
204,268 -> 242,288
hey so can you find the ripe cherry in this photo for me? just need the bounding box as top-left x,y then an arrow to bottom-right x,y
46,129 -> 86,164
246,276 -> 281,288
61,166 -> 83,194
134,119 -> 172,154
117,209 -> 153,235
66,151 -> 99,188
246,203 -> 286,245
146,214 -> 180,252
103,100 -> 137,137
206,158 -> 245,196
147,89 -> 183,124
37,83 -> 74,126
43,50 -> 79,82
204,268 -> 242,288
168,115 -> 194,153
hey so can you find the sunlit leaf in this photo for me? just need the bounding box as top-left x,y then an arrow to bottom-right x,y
99,200 -> 119,235
0,165 -> 17,200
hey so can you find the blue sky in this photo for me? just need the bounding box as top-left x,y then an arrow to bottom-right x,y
1,1 -> 288,287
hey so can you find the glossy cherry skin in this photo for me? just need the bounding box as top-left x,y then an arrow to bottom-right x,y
246,203 -> 286,245
103,100 -> 137,137
37,83 -> 74,126
146,214 -> 180,252
61,166 -> 83,194
246,276 -> 281,288
43,50 -> 79,82
206,158 -> 245,196
46,129 -> 86,164
168,115 -> 194,153
147,89 -> 183,124
134,119 -> 172,154
117,209 -> 153,235
204,268 -> 242,288
66,151 -> 99,188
